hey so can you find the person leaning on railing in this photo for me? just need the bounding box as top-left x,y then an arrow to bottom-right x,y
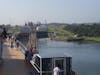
25,47 -> 33,62
25,50 -> 29,62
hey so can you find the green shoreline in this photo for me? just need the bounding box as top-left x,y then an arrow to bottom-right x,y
54,37 -> 100,42
85,37 -> 100,42
48,26 -> 100,42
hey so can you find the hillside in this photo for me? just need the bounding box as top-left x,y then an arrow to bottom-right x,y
48,25 -> 74,41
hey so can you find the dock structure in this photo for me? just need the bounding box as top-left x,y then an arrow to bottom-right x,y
0,41 -> 32,75
0,24 -> 77,75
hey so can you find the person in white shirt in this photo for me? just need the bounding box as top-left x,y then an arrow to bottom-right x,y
53,64 -> 60,75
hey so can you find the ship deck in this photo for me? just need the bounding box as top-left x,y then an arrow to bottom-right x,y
0,41 -> 32,75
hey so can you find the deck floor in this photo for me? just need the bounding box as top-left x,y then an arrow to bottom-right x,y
0,41 -> 32,75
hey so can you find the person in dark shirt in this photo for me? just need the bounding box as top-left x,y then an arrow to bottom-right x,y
25,47 -> 33,62
1,28 -> 7,39
25,50 -> 29,62
28,47 -> 33,60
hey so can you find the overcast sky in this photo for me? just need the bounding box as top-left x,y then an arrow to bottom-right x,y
0,0 -> 100,25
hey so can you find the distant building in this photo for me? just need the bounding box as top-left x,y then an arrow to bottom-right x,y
17,22 -> 48,39
36,24 -> 48,31
16,25 -> 30,39
20,26 -> 30,33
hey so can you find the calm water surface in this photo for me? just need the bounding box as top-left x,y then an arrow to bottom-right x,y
38,39 -> 100,75
20,39 -> 100,75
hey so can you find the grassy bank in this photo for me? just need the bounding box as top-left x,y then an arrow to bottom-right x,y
48,25 -> 100,42
85,37 -> 100,42
48,25 -> 74,41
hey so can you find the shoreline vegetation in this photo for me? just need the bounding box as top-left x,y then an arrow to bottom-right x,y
1,23 -> 100,42
85,37 -> 100,42
48,25 -> 74,41
48,25 -> 100,42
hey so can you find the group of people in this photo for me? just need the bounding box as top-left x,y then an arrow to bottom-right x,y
1,28 -> 61,75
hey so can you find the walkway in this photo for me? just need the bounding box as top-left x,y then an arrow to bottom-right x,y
0,41 -> 32,75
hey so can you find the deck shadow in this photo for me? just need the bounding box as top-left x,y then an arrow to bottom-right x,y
0,58 -> 32,75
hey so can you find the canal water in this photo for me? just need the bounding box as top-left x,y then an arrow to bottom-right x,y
19,38 -> 100,75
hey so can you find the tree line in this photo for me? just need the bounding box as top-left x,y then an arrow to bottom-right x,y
64,24 -> 100,37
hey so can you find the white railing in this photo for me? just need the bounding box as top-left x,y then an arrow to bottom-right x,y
16,40 -> 28,54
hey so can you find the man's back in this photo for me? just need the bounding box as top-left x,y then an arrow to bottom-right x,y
53,67 -> 60,75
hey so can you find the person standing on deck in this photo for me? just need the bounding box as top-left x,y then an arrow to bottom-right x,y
16,40 -> 19,47
1,28 -> 7,39
25,50 -> 29,62
28,47 -> 33,60
53,64 -> 61,75
25,47 -> 33,62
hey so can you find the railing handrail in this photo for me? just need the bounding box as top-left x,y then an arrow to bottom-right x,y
16,40 -> 28,54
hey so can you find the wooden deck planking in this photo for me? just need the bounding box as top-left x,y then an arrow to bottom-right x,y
0,42 -> 32,75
